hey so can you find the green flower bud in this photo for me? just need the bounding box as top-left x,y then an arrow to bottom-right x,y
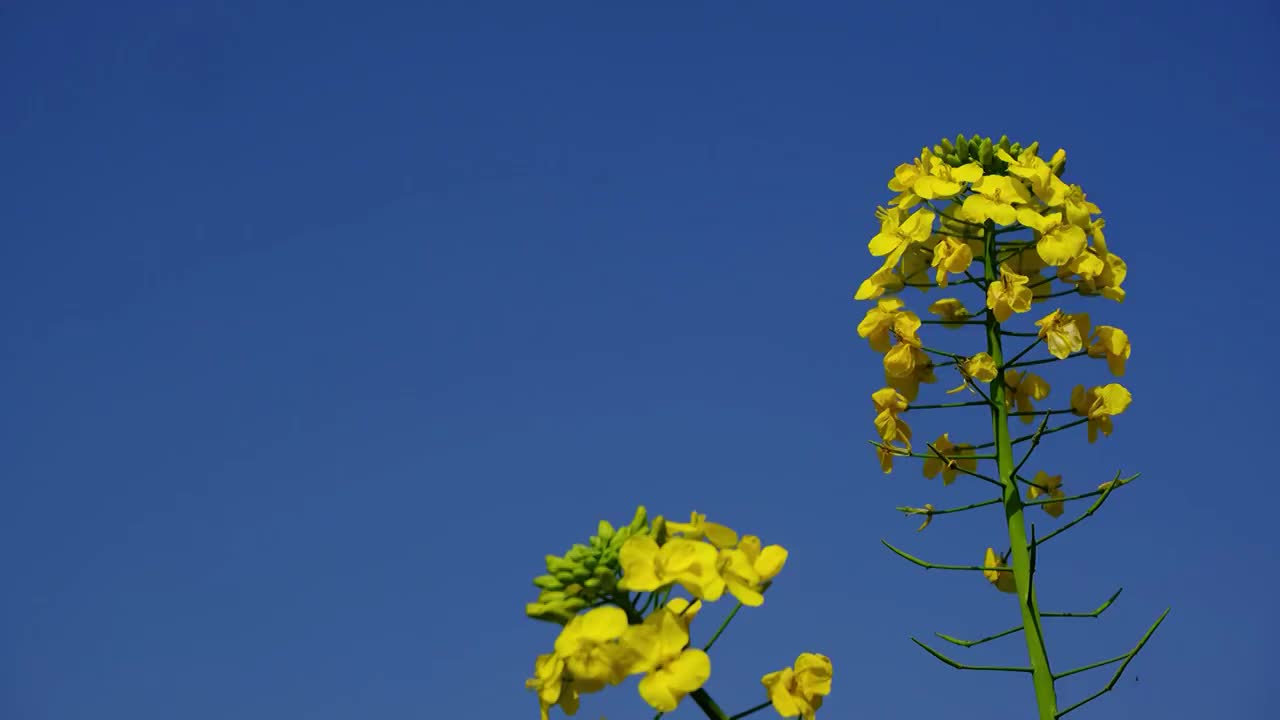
939,137 -> 955,153
597,519 -> 615,541
955,134 -> 969,162
546,555 -> 575,573
533,575 -> 564,591
1010,142 -> 1023,156
1026,140 -> 1040,157
997,135 -> 1011,152
977,136 -> 998,166
572,565 -> 593,582
554,570 -> 578,585
539,590 -> 567,603
559,597 -> 587,613
583,577 -> 601,589
967,136 -> 981,159
589,535 -> 605,550
628,505 -> 648,532
566,544 -> 591,561
652,515 -> 667,545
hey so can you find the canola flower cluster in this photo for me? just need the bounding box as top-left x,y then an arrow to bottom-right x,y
854,134 -> 1134,592
525,508 -> 832,720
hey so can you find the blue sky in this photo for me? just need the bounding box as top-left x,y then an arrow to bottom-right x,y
3,2 -> 1278,718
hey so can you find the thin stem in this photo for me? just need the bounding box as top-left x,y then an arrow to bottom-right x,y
1055,609 -> 1170,718
908,400 -> 987,410
690,689 -> 731,720
897,497 -> 1000,517
727,700 -> 774,720
702,602 -> 744,652
1000,329 -> 1040,337
1003,337 -> 1043,368
936,588 -> 1125,647
1024,474 -> 1138,508
921,319 -> 986,326
1053,653 -> 1126,680
1033,472 -> 1125,547
926,442 -> 1002,486
921,345 -> 968,360
1011,412 -> 1052,479
869,440 -> 997,462
1007,350 -> 1087,369
911,638 -> 1032,672
881,539 -> 1012,572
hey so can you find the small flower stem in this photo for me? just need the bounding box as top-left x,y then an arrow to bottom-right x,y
690,689 -> 731,720
881,539 -> 1012,572
1011,413 -> 1053,479
1054,609 -> 1170,718
1032,473 -> 1124,547
869,440 -> 996,462
1043,288 -> 1079,299
1000,329 -> 1040,337
727,700 -> 774,720
908,400 -> 988,410
1007,350 -> 1087,369
896,497 -> 1000,517
911,638 -> 1032,672
921,345 -> 968,360
1003,337 -> 1043,368
984,219 -> 1059,718
702,601 -> 744,652
935,588 -> 1124,648
920,319 -> 986,326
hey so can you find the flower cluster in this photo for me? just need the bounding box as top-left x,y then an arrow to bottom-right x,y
853,134 -> 1135,596
525,508 -> 830,720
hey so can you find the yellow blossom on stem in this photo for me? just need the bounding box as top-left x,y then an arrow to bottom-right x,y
1072,220 -> 1128,301
983,547 -> 1017,593
947,352 -> 997,394
1034,310 -> 1091,360
553,607 -> 632,686
662,597 -> 702,632
1026,471 -> 1066,517
1004,369 -> 1050,424
930,236 -> 974,287
871,387 -> 912,447
617,537 -> 726,601
997,147 -> 1068,205
717,535 -> 787,606
927,297 -> 971,326
761,653 -> 833,720
527,652 -> 595,720
922,433 -> 977,486
1088,326 -> 1131,376
916,155 -> 984,200
886,149 -> 933,208
883,322 -> 928,382
960,175 -> 1032,225
869,207 -> 935,269
1070,384 -> 1132,443
857,298 -> 915,352
666,511 -> 739,549
853,265 -> 903,301
1017,209 -> 1087,267
987,265 -> 1033,322
876,442 -> 907,474
619,604 -> 711,712
1063,183 -> 1101,228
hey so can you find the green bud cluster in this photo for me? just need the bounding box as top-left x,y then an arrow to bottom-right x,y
524,505 -> 663,624
933,134 -> 1066,179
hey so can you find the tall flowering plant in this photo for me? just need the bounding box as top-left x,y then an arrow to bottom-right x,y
857,134 -> 1167,719
524,507 -> 832,720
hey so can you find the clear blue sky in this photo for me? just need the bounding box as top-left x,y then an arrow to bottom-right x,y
3,2 -> 1277,719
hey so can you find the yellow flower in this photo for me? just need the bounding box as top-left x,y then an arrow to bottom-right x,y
960,175 -> 1032,225
871,387 -> 912,446
885,356 -> 936,403
1017,209 -> 1087,266
986,265 -> 1033,322
946,352 -> 997,394
717,535 -> 787,606
869,207 -> 936,269
1070,384 -> 1132,443
876,442 -> 907,474
1071,220 -> 1127,301
997,147 -> 1067,205
527,652 -> 593,720
1088,326 -> 1131,376
883,318 -> 928,383
1034,310 -> 1090,359
886,149 -> 933,208
853,265 -> 903,301
921,433 -> 977,486
1026,471 -> 1065,517
983,547 -> 1016,593
662,597 -> 702,632
857,298 -> 919,353
553,607 -> 632,685
1063,183 -> 1100,228
927,298 -> 971,326
618,537 -> 726,601
930,236 -> 973,287
1004,369 -> 1050,424
666,512 -> 739,549
916,156 -> 983,200
620,603 -> 711,712
761,653 -> 833,720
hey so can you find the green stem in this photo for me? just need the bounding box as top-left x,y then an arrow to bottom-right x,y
908,399 -> 988,410
728,700 -> 774,720
702,602 -> 744,652
1055,609 -> 1170,718
984,220 -> 1058,719
881,539 -> 1013,572
690,689 -> 731,720
897,497 -> 1000,517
